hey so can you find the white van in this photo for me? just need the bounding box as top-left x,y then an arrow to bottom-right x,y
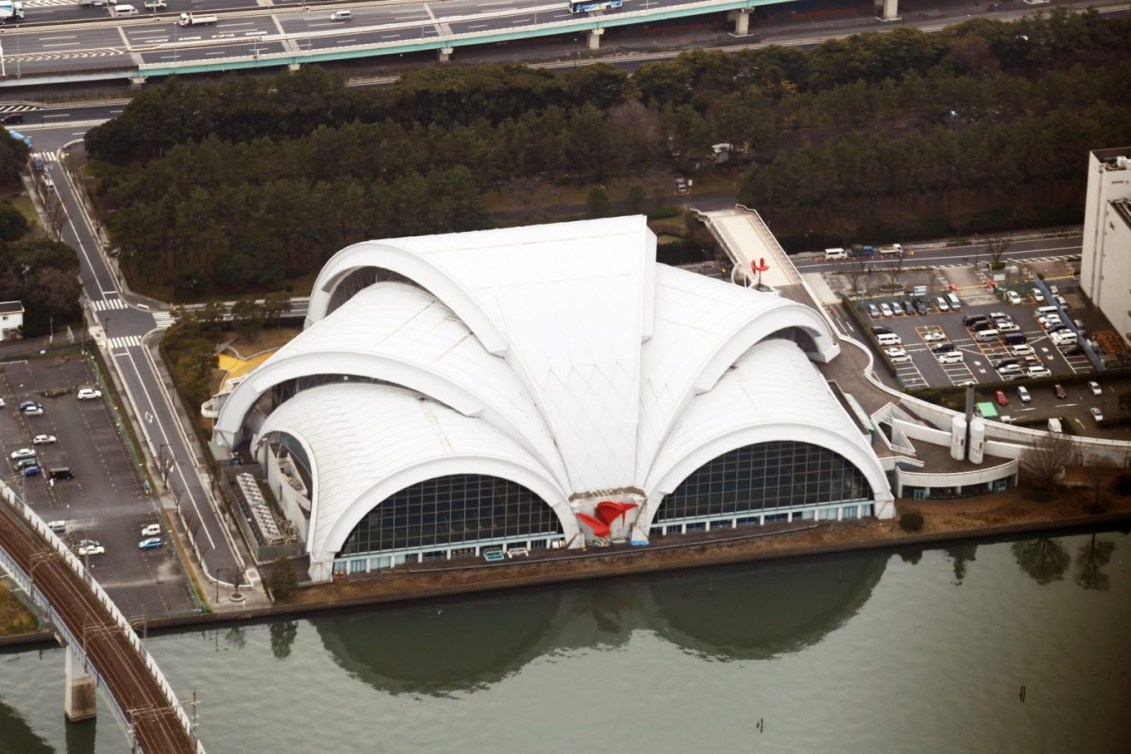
329,9 -> 351,21
937,351 -> 964,364
1048,418 -> 1063,434
824,247 -> 847,260
47,520 -> 67,534
1051,330 -> 1077,346
876,332 -> 902,346
1036,305 -> 1060,317
974,329 -> 999,342
114,3 -> 139,14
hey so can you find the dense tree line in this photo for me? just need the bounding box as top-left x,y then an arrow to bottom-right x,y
86,10 -> 1131,296
0,230 -> 84,337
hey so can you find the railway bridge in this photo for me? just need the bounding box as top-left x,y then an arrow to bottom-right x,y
0,486 -> 204,754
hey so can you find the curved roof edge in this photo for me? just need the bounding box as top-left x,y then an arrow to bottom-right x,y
306,455 -> 579,566
214,350 -> 487,443
637,421 -> 892,534
307,240 -> 510,355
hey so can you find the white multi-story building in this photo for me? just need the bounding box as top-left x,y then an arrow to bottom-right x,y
1081,147 -> 1131,347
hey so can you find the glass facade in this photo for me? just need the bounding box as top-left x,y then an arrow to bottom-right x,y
339,474 -> 563,557
658,440 -> 872,523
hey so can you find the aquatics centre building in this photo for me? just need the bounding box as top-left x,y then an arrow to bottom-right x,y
209,216 -> 894,581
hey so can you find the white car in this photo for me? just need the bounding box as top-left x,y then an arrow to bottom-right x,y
937,352 -> 965,365
23,406 -> 44,416
9,448 -> 35,460
140,523 -> 161,537
77,543 -> 105,556
1005,291 -> 1022,305
1091,407 -> 1104,422
1009,344 -> 1034,356
1027,366 -> 1052,378
879,303 -> 894,318
923,331 -> 946,342
885,347 -> 910,363
1017,386 -> 1031,403
996,322 -> 1020,333
32,434 -> 57,445
1088,381 -> 1101,396
77,388 -> 102,401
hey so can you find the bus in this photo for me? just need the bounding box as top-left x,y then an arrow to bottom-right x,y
6,130 -> 32,148
568,0 -> 623,13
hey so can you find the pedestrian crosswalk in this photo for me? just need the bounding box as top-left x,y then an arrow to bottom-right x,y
31,151 -> 59,165
108,335 -> 141,350
92,298 -> 128,311
152,311 -> 176,329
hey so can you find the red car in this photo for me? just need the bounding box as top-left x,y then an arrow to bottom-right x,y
994,390 -> 1008,406
1054,384 -> 1067,399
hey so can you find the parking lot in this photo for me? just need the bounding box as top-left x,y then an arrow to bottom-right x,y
0,352 -> 197,618
857,278 -> 1131,440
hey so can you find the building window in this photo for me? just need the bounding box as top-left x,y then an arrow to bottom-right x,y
658,440 -> 872,522
339,474 -> 563,558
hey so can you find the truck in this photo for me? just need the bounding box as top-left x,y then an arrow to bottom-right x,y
0,1 -> 25,22
178,12 -> 217,25
878,243 -> 904,256
144,0 -> 166,7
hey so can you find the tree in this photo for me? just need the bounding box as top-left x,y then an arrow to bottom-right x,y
626,185 -> 646,215
268,555 -> 298,600
586,186 -> 610,219
984,233 -> 1012,267
1011,538 -> 1070,585
1019,430 -> 1079,492
0,202 -> 29,243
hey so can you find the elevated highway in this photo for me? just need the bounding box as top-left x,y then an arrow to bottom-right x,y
0,487 -> 203,753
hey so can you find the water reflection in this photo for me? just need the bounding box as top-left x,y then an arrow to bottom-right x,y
1074,534 -> 1117,592
648,553 -> 887,660
314,551 -> 889,693
0,695 -> 57,754
1012,538 -> 1072,585
944,543 -> 978,585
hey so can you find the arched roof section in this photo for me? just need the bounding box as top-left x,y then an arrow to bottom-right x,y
254,383 -> 576,566
307,240 -> 510,354
216,283 -> 569,487
636,267 -> 841,484
642,340 -> 889,527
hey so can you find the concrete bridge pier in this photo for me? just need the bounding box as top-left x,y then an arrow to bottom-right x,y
64,647 -> 96,723
438,46 -> 454,62
587,28 -> 603,50
730,9 -> 750,35
876,0 -> 900,21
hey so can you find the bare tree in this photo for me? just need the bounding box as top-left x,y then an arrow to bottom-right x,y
1019,431 -> 1080,490
844,255 -> 869,298
984,234 -> 1012,267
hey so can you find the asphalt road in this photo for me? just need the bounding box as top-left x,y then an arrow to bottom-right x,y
24,121 -> 246,593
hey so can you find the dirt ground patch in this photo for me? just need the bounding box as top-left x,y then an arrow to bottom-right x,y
0,583 -> 40,636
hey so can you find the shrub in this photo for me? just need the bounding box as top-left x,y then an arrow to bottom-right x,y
267,556 -> 298,600
899,510 -> 924,533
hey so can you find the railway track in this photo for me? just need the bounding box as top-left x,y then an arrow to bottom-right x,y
0,504 -> 198,753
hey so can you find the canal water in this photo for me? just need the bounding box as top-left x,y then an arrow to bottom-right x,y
1,529 -> 1129,753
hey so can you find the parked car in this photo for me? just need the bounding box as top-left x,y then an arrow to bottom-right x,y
1088,381 -> 1102,396
932,342 -> 956,354
1017,386 -> 1031,403
1053,384 -> 1067,399
138,537 -> 164,550
1027,366 -> 1051,379
140,523 -> 161,537
18,400 -> 41,413
935,296 -> 949,312
1009,344 -> 1035,357
994,390 -> 1008,406
77,542 -> 106,556
1005,291 -> 1022,305
77,388 -> 103,401
914,299 -> 927,315
885,347 -> 911,363
32,434 -> 57,445
1031,288 -> 1045,303
21,466 -> 40,477
1091,407 -> 1104,422
937,352 -> 964,364
879,303 -> 894,318
923,331 -> 946,342
867,304 -> 880,318
23,406 -> 44,416
9,448 -> 35,460
996,322 -> 1020,333
871,325 -> 892,335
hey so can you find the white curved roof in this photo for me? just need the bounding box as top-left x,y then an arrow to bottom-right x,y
643,338 -> 889,512
217,216 -> 889,556
256,383 -> 577,566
